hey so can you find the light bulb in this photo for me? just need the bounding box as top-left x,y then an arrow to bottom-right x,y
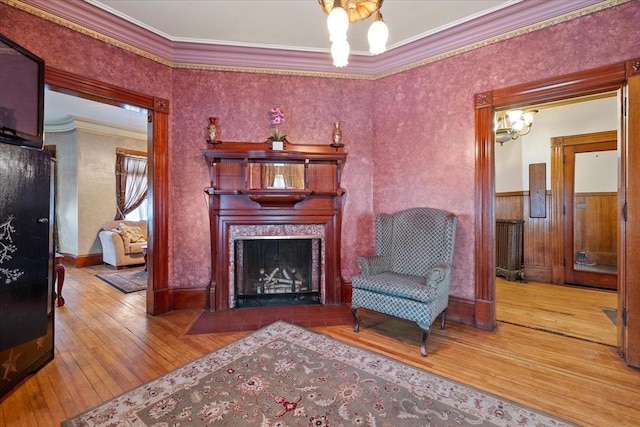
331,39 -> 350,67
511,119 -> 525,132
368,16 -> 388,55
327,6 -> 349,42
522,111 -> 537,125
507,110 -> 523,125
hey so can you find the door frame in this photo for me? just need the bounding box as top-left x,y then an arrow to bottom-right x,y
551,131 -> 618,289
45,67 -> 171,315
474,58 -> 640,366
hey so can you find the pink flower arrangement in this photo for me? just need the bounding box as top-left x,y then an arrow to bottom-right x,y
269,106 -> 286,141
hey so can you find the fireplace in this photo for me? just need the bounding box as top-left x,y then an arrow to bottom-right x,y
228,224 -> 326,308
203,140 -> 347,312
233,236 -> 322,307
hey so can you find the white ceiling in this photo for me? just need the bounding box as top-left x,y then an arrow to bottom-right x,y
42,0 -> 609,132
46,0 -> 514,131
45,89 -> 148,132
86,0 -> 513,54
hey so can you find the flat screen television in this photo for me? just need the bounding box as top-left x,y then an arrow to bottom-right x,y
0,33 -> 45,149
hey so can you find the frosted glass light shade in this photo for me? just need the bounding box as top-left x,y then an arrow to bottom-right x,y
331,39 -> 350,67
368,19 -> 388,55
522,111 -> 536,126
327,7 -> 349,42
507,110 -> 523,124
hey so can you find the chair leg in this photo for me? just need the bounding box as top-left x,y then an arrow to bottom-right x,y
440,309 -> 447,329
421,328 -> 430,357
351,306 -> 360,333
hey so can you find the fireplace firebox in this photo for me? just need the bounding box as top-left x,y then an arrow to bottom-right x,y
234,236 -> 321,307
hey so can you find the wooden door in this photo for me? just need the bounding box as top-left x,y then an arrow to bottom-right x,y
562,139 -> 618,290
621,72 -> 640,367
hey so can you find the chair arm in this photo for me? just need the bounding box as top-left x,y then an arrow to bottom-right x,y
357,255 -> 391,275
424,263 -> 452,289
99,230 -> 128,259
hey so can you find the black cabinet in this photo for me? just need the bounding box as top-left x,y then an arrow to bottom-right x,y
0,143 -> 54,398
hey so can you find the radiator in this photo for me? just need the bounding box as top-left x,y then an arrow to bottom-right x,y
496,219 -> 525,281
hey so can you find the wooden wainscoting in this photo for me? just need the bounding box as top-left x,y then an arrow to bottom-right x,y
496,191 -> 617,283
497,191 -> 617,284
574,192 -> 617,267
496,191 -> 552,282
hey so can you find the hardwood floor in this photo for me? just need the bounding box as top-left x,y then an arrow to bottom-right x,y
496,277 -> 618,346
1,266 -> 639,426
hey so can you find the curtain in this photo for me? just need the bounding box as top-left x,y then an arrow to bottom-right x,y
261,164 -> 304,189
115,150 -> 148,220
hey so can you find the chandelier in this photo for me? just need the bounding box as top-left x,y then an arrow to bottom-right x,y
318,0 -> 389,67
495,109 -> 538,145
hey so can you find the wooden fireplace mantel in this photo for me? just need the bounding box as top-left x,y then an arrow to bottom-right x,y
202,140 -> 347,311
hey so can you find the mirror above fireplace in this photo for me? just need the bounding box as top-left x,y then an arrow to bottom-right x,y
250,163 -> 305,190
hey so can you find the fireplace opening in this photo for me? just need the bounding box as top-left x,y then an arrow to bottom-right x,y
233,236 -> 321,307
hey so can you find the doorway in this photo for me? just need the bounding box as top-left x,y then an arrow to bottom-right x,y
474,60 -> 640,367
45,67 -> 171,315
554,131 -> 618,290
494,98 -> 619,343
44,89 -> 149,268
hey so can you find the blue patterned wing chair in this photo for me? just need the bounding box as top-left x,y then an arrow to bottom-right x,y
351,207 -> 457,356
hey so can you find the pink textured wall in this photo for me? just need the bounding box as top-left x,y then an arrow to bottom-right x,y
0,5 -> 171,100
2,1 -> 640,304
371,1 -> 640,299
169,69 -> 374,287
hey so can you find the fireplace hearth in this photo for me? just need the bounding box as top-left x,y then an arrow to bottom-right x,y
234,237 -> 321,307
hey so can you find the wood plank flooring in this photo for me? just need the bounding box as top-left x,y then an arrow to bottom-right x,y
496,277 -> 618,346
1,266 -> 639,426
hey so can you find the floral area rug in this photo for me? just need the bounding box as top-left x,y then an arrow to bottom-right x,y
96,269 -> 147,294
62,321 -> 575,427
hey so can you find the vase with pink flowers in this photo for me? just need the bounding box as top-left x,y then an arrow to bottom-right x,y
268,106 -> 286,149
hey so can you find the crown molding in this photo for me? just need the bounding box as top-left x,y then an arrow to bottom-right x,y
45,115 -> 147,140
9,0 -> 629,78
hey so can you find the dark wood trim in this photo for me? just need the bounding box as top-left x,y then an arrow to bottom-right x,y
71,253 -> 104,268
496,191 -> 528,197
58,253 -> 103,268
147,98 -> 170,315
524,266 -> 552,283
447,296 -> 476,326
170,287 -> 208,310
474,61 -> 627,332
627,58 -> 640,77
116,147 -> 147,158
45,67 -> 170,315
496,190 -> 552,197
45,68 -> 156,110
622,66 -> 640,366
491,63 -> 627,108
474,93 -> 497,330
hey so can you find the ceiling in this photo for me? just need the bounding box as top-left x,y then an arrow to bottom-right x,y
40,0 -> 612,132
86,0 -> 513,54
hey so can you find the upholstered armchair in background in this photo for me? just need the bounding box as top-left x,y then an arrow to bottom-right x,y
98,220 -> 148,269
351,207 -> 458,356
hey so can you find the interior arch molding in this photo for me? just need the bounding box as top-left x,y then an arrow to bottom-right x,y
473,60 -> 631,331
45,67 -> 170,315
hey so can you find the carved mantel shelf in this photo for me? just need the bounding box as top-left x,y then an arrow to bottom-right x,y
244,189 -> 313,208
202,140 -> 348,312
